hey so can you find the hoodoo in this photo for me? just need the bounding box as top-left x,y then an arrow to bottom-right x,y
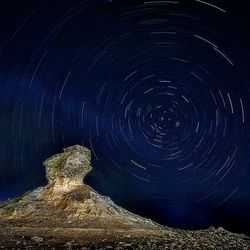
0,145 -> 159,229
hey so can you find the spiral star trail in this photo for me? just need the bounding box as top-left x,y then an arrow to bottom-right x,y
0,0 -> 250,233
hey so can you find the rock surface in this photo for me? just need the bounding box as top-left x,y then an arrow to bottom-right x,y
0,145 -> 159,229
44,145 -> 92,192
0,145 -> 249,249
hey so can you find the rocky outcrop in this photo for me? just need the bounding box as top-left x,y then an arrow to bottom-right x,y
0,145 -> 160,229
44,145 -> 92,192
0,145 -> 249,249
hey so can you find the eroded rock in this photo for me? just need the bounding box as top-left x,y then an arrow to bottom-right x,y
1,145 -> 249,249
44,145 -> 92,192
0,145 -> 160,229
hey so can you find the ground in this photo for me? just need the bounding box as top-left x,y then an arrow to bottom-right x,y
0,226 -> 249,249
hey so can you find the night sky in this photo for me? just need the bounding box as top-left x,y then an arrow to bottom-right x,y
1,0 -> 250,234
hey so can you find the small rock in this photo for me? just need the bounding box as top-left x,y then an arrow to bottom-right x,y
65,241 -> 73,249
31,236 -> 44,243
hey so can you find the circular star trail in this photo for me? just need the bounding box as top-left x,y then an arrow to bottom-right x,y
1,0 -> 250,233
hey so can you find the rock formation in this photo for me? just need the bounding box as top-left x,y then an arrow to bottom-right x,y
0,145 -> 249,249
0,145 -> 160,229
44,145 -> 92,192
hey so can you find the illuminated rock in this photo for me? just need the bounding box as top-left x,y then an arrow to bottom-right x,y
0,145 -> 160,229
44,145 -> 92,193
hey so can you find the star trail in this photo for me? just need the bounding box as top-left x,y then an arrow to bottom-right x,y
0,0 -> 250,233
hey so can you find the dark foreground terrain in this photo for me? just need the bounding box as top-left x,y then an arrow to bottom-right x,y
0,226 -> 249,249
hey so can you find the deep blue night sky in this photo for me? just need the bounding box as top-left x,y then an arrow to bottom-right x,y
1,0 -> 250,234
